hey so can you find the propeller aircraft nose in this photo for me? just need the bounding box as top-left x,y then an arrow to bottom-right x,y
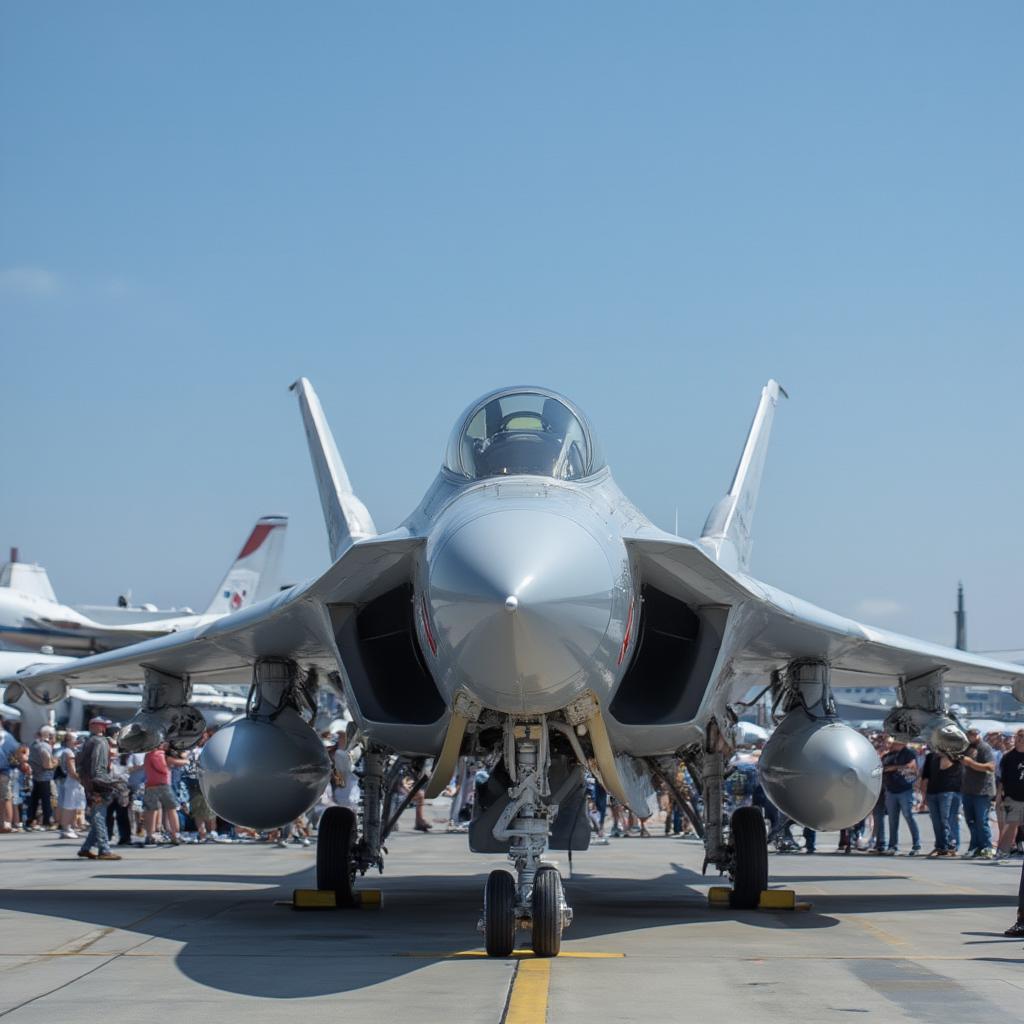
426,508 -> 623,713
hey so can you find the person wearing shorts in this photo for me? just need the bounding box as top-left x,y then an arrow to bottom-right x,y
0,720 -> 19,832
996,729 -> 1024,859
142,744 -> 186,845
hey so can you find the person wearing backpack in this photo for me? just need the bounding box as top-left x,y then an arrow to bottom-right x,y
76,717 -> 121,861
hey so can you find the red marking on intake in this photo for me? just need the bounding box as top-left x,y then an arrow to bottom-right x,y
420,598 -> 437,656
617,599 -> 635,665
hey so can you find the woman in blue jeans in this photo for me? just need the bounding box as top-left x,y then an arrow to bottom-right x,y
921,748 -> 962,856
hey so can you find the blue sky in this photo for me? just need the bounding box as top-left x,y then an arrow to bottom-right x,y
2,4 -> 1022,651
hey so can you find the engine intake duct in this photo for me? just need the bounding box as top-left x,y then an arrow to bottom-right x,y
330,583 -> 445,725
609,584 -> 727,725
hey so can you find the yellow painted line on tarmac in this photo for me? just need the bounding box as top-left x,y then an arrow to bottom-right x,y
841,915 -> 911,949
503,957 -> 551,1024
398,950 -> 624,959
47,927 -> 115,956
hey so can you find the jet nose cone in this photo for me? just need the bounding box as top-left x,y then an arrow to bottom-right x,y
427,508 -> 620,713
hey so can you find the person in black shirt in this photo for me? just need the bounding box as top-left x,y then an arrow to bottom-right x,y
1000,730 -> 1024,940
881,738 -> 921,855
920,748 -> 962,857
996,729 -> 1024,859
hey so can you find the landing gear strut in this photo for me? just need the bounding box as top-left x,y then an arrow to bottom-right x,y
479,718 -> 573,956
689,726 -> 768,910
315,743 -> 393,907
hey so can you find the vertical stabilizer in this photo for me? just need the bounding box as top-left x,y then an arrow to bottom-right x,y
699,379 -> 787,574
290,377 -> 377,561
203,515 -> 288,615
0,561 -> 58,602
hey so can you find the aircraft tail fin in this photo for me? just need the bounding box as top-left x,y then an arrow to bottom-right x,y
203,515 -> 288,615
290,377 -> 377,562
699,379 -> 787,573
0,559 -> 58,602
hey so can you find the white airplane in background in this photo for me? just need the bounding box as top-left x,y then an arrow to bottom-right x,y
0,516 -> 288,655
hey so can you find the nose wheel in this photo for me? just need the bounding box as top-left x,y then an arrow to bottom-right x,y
483,869 -> 517,956
481,865 -> 569,957
479,716 -> 574,957
530,864 -> 564,957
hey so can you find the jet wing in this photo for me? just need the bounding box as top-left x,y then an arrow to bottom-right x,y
2,534 -> 423,692
738,581 -> 1024,693
21,613 -> 192,649
624,534 -> 1024,698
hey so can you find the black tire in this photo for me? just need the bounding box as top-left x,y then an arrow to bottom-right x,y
484,869 -> 516,957
317,806 -> 357,906
730,806 -> 768,909
531,866 -> 562,957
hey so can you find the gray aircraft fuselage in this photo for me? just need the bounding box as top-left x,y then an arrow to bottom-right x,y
417,474 -> 635,717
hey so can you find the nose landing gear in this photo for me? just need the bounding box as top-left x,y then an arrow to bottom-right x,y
479,717 -> 573,956
531,864 -> 567,957
483,869 -> 516,957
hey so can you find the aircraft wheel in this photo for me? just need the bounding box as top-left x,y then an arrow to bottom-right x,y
531,865 -> 563,957
484,869 -> 516,957
316,806 -> 357,906
730,806 -> 768,909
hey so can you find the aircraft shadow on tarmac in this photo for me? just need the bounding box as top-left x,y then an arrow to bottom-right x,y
2,858 -> 1020,997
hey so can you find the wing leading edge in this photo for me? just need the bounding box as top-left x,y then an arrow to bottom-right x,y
1,534 -> 423,692
624,535 -> 1024,700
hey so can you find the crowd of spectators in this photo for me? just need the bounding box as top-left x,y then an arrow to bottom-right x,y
719,727 -> 1024,860
0,714 -> 389,857
3,714 -> 1022,938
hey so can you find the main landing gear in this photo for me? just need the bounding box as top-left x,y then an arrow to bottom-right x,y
315,744 -> 397,907
688,734 -> 769,910
480,718 -> 573,956
729,806 -> 769,908
316,806 -> 357,907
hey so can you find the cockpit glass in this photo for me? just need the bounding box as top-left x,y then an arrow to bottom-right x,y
448,390 -> 598,481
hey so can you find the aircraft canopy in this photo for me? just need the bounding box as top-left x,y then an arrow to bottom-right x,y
445,388 -> 604,481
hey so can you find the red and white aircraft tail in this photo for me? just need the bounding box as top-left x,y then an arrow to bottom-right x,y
203,515 -> 288,616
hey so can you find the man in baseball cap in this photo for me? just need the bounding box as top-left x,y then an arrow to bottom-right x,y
77,716 -> 120,860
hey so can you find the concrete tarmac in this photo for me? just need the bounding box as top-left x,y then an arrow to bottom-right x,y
1,816 -> 1022,1023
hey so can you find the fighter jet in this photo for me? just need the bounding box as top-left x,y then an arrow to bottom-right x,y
0,516 -> 288,654
5,380 -> 1022,957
